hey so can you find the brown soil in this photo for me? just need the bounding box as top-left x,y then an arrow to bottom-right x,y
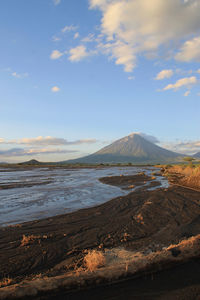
99,173 -> 160,189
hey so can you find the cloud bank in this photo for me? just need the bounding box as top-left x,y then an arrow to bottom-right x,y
163,140 -> 200,155
0,148 -> 77,157
89,0 -> 200,72
0,136 -> 98,146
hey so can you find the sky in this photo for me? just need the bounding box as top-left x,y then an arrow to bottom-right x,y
0,0 -> 200,162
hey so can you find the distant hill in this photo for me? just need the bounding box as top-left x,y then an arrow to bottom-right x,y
65,133 -> 184,164
194,152 -> 200,158
19,159 -> 42,165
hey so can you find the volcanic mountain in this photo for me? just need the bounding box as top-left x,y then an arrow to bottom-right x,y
66,133 -> 183,164
194,152 -> 200,158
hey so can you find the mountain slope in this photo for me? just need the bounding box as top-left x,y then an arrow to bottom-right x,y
66,133 -> 183,164
194,152 -> 200,158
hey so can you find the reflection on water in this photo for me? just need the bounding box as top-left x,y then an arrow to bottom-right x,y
0,167 -> 168,226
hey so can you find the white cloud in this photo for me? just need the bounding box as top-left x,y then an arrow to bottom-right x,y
51,86 -> 60,92
74,32 -> 80,39
52,36 -> 61,42
155,69 -> 173,80
50,50 -> 63,60
197,69 -> 200,74
17,136 -> 68,146
12,72 -> 28,79
175,37 -> 200,62
61,25 -> 78,33
129,132 -> 160,144
128,76 -> 134,80
0,138 -> 4,143
162,140 -> 200,155
89,0 -> 200,72
68,45 -> 89,62
163,76 -> 197,91
81,33 -> 95,43
0,148 -> 77,157
1,136 -> 98,146
53,0 -> 61,6
184,90 -> 190,97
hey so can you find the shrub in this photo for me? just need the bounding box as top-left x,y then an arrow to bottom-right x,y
84,250 -> 105,272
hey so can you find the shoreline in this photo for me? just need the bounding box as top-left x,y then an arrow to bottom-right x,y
0,166 -> 162,227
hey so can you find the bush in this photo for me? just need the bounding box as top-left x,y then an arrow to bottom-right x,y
84,250 -> 105,272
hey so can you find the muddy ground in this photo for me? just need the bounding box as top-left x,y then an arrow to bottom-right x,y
99,172 -> 161,189
0,170 -> 200,299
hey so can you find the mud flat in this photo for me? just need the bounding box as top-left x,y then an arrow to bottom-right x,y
99,172 -> 161,190
0,172 -> 200,299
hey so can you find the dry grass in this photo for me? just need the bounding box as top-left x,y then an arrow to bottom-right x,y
84,250 -> 106,272
164,165 -> 200,189
135,213 -> 144,225
165,165 -> 200,176
167,234 -> 200,251
0,277 -> 12,288
127,184 -> 135,189
20,234 -> 41,247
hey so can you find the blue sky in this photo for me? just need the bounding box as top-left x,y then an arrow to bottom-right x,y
0,0 -> 200,162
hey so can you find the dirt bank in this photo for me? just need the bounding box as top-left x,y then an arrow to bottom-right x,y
26,258 -> 200,300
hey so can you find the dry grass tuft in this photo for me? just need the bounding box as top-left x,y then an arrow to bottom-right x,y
20,234 -> 41,247
0,277 -> 12,288
84,250 -> 106,272
127,184 -> 135,189
167,234 -> 200,251
135,213 -> 144,225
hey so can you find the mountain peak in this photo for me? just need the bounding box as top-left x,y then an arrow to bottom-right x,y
128,132 -> 140,137
66,133 -> 183,164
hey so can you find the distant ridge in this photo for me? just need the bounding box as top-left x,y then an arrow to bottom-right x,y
194,152 -> 200,158
65,133 -> 184,164
19,159 -> 41,165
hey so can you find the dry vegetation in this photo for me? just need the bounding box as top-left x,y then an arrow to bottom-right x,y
84,250 -> 106,272
20,234 -> 48,247
20,234 -> 41,247
163,164 -> 200,190
0,278 -> 12,288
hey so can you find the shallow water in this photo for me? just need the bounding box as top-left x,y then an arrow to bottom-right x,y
0,167 -> 168,226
